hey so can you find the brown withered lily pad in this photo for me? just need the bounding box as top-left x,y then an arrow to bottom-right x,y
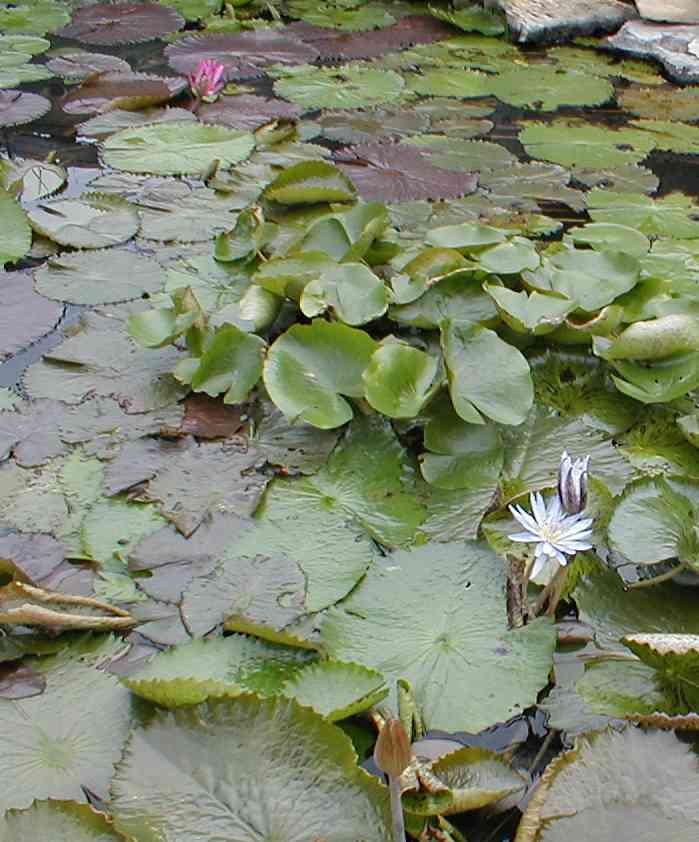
58,1 -> 185,46
62,71 -> 186,115
198,94 -> 302,131
165,29 -> 319,80
0,90 -> 51,128
287,15 -> 454,60
336,142 -> 479,202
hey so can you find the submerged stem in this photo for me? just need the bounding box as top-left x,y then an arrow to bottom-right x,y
626,562 -> 688,589
388,776 -> 406,842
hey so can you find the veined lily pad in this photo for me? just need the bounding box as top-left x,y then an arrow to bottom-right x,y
47,50 -> 131,81
610,354 -> 699,403
111,697 -> 391,842
101,123 -> 255,176
323,540 -> 556,732
185,323 -> 265,404
28,194 -> 140,250
288,0 -> 395,31
0,157 -> 66,201
621,633 -> 699,710
2,800 -> 127,842
263,160 -> 356,205
263,319 -> 378,429
282,660 -> 388,721
429,2 -> 505,35
58,1 -> 184,46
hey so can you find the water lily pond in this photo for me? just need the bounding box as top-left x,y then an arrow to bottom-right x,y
4,0 -> 699,839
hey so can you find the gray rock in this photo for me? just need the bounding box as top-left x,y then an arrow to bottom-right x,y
635,0 -> 699,24
485,0 -> 637,43
609,19 -> 699,83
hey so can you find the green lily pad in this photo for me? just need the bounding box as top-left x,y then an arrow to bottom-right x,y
0,187 -> 31,267
426,222 -> 506,251
621,634 -> 699,711
516,728 -> 699,841
0,34 -> 49,53
442,318 -> 534,426
111,696 -> 391,842
263,319 -> 378,429
1,157 -> 66,201
0,51 -> 53,87
323,540 -> 556,732
0,0 -> 70,36
570,163 -> 659,194
594,315 -> 699,361
429,2 -> 505,35
631,118 -> 699,154
301,262 -> 389,326
0,636 -> 132,814
485,285 -> 576,335
476,237 -> 540,274
288,0 -> 395,31
404,68 -> 493,98
34,248 -> 164,305
362,340 -> 439,419
586,190 -> 699,239
518,121 -> 656,169
282,660 -> 388,721
490,66 -> 613,111
185,323 -> 265,403
610,353 -> 699,403
124,634 -> 317,706
274,65 -> 405,110
263,160 -> 356,205
390,271 -> 497,329
2,800 -> 126,842
101,122 -> 255,176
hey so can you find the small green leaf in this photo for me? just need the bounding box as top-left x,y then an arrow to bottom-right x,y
362,340 -> 439,418
282,660 -> 388,721
188,324 -> 265,403
301,262 -> 388,326
0,186 -> 31,267
426,222 -> 506,251
611,353 -> 699,403
593,315 -> 699,361
485,285 -> 576,335
586,190 -> 699,239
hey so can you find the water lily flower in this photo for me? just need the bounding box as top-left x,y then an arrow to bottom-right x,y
558,450 -> 589,514
508,492 -> 593,579
189,59 -> 226,102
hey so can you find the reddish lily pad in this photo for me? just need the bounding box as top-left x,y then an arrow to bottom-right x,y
62,71 -> 186,115
0,270 -> 63,361
58,1 -> 185,46
47,51 -> 131,81
0,89 -> 50,128
336,142 -> 478,202
165,30 -> 319,80
198,94 -> 302,131
287,15 -> 454,61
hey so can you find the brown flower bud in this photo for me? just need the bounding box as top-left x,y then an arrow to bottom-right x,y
373,718 -> 411,778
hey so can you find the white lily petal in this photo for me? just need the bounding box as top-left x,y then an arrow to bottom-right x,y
509,532 -> 540,543
509,506 -> 541,535
530,552 -> 548,579
531,492 -> 547,525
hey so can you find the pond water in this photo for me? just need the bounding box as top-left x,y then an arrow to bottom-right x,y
3,2 -> 699,841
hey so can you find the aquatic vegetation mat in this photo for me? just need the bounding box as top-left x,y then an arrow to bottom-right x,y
4,1 -> 699,840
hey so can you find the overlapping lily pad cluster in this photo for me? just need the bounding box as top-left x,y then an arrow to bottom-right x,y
4,0 -> 699,840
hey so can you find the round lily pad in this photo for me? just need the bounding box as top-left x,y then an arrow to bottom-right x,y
198,94 -> 302,130
27,193 -> 140,249
0,89 -> 50,128
274,66 -> 405,110
0,270 -> 62,360
46,50 -> 131,81
100,122 -> 255,175
62,71 -> 186,115
58,1 -> 185,46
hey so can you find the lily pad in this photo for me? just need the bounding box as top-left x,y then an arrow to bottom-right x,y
620,84 -> 699,121
442,318 -> 534,426
0,0 -> 70,36
404,67 -> 493,98
621,633 -> 699,710
62,71 -> 185,115
275,64 -> 406,111
2,801 -> 126,842
77,106 -> 197,140
490,66 -> 614,111
485,286 -> 576,335
518,121 -> 656,169
34,248 -> 164,305
263,319 -> 378,429
0,636 -> 132,814
263,159 -> 356,205
337,142 -> 478,202
28,194 -> 140,250
101,123 -> 255,176
288,0 -> 395,31
0,270 -> 62,360
586,190 -> 699,239
110,696 -> 391,842
516,728 -> 699,841
165,30 -> 319,80
47,50 -> 131,81
198,93 -> 302,131
0,187 -> 31,267
0,89 -> 50,128
282,660 -> 388,721
362,340 -> 439,418
124,634 -> 317,706
323,541 -> 556,732
58,1 -> 184,46
301,262 -> 389,325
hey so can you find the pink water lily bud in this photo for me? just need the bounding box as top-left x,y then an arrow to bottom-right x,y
558,450 -> 590,515
189,59 -> 226,102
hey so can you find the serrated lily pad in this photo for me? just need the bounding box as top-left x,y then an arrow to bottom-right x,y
263,319 -> 378,429
2,801 -> 126,842
283,660 -> 387,721
264,160 -> 356,205
58,1 -> 184,46
516,728 -> 699,841
0,89 -> 50,128
323,541 -> 556,732
111,696 -> 391,842
101,122 -> 255,176
28,194 -> 140,250
0,269 -> 62,360
124,634 -> 317,706
34,248 -> 164,304
274,65 -> 405,110
47,50 -> 131,81
0,637 -> 132,814
622,633 -> 699,710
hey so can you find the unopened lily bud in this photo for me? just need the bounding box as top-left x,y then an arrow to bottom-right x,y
558,451 -> 589,514
374,718 -> 411,778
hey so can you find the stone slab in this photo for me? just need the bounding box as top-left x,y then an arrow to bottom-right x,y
485,0 -> 637,43
609,19 -> 699,83
635,0 -> 699,24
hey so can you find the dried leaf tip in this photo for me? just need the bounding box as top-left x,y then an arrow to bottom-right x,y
374,718 -> 411,778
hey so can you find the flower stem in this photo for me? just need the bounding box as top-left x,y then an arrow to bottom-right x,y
626,562 -> 688,589
388,776 -> 406,842
534,564 -> 568,617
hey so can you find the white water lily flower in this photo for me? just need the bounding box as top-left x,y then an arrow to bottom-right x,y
508,491 -> 593,579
